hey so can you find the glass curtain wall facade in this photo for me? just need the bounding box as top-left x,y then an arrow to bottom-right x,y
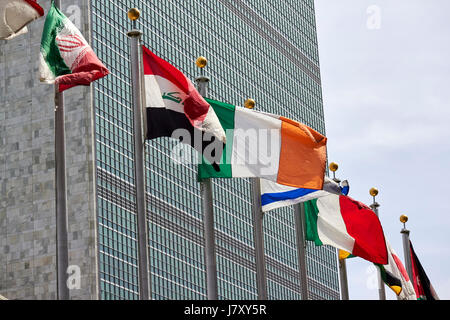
91,0 -> 339,300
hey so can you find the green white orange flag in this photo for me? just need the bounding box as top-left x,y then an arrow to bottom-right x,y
39,1 -> 109,92
304,194 -> 388,265
197,98 -> 327,189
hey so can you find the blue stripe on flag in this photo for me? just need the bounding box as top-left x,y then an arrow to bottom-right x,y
261,188 -> 317,206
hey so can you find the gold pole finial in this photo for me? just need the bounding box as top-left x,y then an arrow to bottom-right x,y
400,214 -> 408,229
329,162 -> 338,172
196,56 -> 208,68
244,98 -> 256,109
400,214 -> 408,224
369,187 -> 379,197
128,8 -> 141,21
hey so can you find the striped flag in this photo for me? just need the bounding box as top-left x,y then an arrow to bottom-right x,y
378,241 -> 416,300
39,2 -> 109,92
340,241 -> 417,299
197,98 -> 327,189
304,194 -> 388,265
410,241 -> 439,300
260,177 -> 347,212
142,45 -> 226,165
260,177 -> 344,212
0,0 -> 43,40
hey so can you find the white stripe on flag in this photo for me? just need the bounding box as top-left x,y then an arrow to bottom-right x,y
260,177 -> 341,212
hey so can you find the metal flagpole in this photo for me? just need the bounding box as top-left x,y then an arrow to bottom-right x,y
127,8 -> 150,300
251,178 -> 268,300
53,0 -> 69,301
369,187 -> 386,300
400,215 -> 414,282
294,203 -> 308,300
195,56 -> 218,300
244,98 -> 268,300
329,162 -> 349,300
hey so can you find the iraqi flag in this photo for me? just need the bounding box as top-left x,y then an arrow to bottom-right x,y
304,194 -> 388,265
197,98 -> 327,189
39,2 -> 109,92
0,0 -> 43,40
142,45 -> 226,165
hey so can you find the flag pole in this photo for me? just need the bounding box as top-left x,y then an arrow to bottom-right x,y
195,57 -> 218,300
329,162 -> 349,300
400,215 -> 414,282
369,188 -> 386,300
244,99 -> 268,300
127,8 -> 150,300
294,203 -> 308,300
53,0 -> 69,301
251,178 -> 268,300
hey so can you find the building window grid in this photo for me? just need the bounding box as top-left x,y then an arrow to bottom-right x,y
92,0 -> 338,300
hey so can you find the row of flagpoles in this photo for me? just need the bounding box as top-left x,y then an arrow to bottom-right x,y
1,1 -> 439,300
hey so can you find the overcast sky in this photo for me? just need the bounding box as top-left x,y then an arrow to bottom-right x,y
315,0 -> 450,300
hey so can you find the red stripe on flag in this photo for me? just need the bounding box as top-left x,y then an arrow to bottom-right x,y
24,0 -> 44,17
142,45 -> 209,125
142,45 -> 190,93
339,195 -> 388,264
392,252 -> 410,282
55,48 -> 109,92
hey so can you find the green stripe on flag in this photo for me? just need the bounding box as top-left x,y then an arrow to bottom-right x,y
40,3 -> 71,77
303,199 -> 323,246
198,98 -> 235,180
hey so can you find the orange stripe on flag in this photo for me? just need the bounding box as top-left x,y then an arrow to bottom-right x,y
276,117 -> 327,189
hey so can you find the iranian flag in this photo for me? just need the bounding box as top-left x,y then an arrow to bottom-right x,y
0,0 -> 44,40
143,45 -> 226,165
304,194 -> 388,265
197,99 -> 327,189
39,2 -> 109,92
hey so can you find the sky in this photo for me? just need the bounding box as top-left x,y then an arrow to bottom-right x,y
314,0 -> 450,299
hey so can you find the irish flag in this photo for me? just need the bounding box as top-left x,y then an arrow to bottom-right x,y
39,2 -> 109,92
0,0 -> 44,40
197,99 -> 327,190
143,45 -> 226,164
304,194 -> 388,265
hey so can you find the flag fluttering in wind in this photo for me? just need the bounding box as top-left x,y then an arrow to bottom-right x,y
0,0 -> 43,40
142,45 -> 226,165
376,241 -> 416,300
304,194 -> 388,265
197,98 -> 327,189
340,241 -> 416,299
410,241 -> 439,300
260,177 -> 349,212
39,1 -> 109,92
260,177 -> 343,212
